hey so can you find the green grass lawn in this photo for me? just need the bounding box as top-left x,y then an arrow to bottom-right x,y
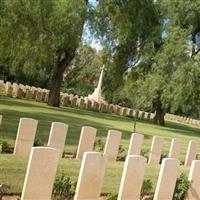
0,95 -> 199,195
0,154 -> 188,195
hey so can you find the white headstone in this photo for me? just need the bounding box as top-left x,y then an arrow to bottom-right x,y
104,130 -> 122,161
21,147 -> 59,200
127,133 -> 144,156
186,160 -> 200,200
118,155 -> 147,200
154,158 -> 179,200
14,118 -> 38,156
47,122 -> 69,157
76,126 -> 97,159
74,152 -> 107,200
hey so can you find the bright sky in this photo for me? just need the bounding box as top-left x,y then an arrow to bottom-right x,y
82,0 -> 103,51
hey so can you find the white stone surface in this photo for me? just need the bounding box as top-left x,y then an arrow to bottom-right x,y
127,133 -> 144,156
168,138 -> 181,160
47,122 -> 68,157
154,158 -> 179,200
186,160 -> 200,200
76,126 -> 97,159
5,81 -> 12,96
21,147 -> 59,200
185,140 -> 198,166
74,152 -> 107,200
88,65 -> 107,104
118,155 -> 147,200
14,118 -> 38,156
104,130 -> 122,161
148,136 -> 164,164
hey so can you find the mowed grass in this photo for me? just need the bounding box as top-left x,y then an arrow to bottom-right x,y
0,95 -> 199,194
0,154 -> 188,194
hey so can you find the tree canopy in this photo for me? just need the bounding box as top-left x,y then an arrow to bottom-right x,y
0,0 -> 89,106
0,0 -> 199,125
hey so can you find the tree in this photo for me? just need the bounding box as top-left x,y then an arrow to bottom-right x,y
161,0 -> 200,56
124,10 -> 200,125
170,58 -> 200,118
92,0 -> 161,90
62,44 -> 104,96
0,0 -> 89,106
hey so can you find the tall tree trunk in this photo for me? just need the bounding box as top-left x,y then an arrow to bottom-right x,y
48,52 -> 74,107
47,2 -> 88,107
153,109 -> 165,126
48,63 -> 65,107
153,97 -> 165,126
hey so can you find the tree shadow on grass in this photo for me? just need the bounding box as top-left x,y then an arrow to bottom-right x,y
1,96 -> 135,122
2,96 -> 199,148
1,109 -> 137,148
155,120 -> 200,138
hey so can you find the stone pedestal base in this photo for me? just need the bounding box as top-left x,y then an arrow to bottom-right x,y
88,87 -> 107,104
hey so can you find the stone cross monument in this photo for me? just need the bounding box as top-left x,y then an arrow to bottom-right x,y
88,65 -> 107,104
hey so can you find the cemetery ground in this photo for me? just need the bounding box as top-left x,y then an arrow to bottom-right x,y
0,95 -> 200,195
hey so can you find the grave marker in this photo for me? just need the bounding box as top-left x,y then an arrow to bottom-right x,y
118,155 -> 147,200
154,158 -> 179,200
21,147 -> 59,200
185,140 -> 198,166
76,126 -> 97,159
169,138 -> 181,160
104,130 -> 122,161
148,136 -> 164,164
14,118 -> 38,156
74,152 -> 107,200
127,133 -> 144,156
186,160 -> 200,200
47,122 -> 68,157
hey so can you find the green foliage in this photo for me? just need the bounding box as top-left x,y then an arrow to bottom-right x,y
53,173 -> 76,200
124,24 -> 200,124
1,96 -> 200,195
116,145 -> 126,162
63,44 -> 101,94
62,44 -> 115,101
105,179 -> 153,199
33,138 -> 44,147
62,84 -> 93,97
0,184 -> 11,199
94,139 -> 105,152
141,149 -> 149,160
173,173 -> 191,200
0,0 -> 88,88
94,0 -> 161,90
0,141 -> 13,153
111,87 -> 133,107
124,1 -> 200,120
161,0 -> 200,37
106,192 -> 118,200
141,179 -> 153,196
159,153 -> 168,164
170,58 -> 200,117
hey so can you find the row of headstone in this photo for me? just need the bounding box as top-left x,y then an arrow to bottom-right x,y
1,80 -> 200,126
0,81 -> 49,103
60,92 -> 154,120
13,118 -> 199,166
76,128 -> 199,166
14,118 -> 68,157
0,80 -> 154,121
165,113 -> 200,127
20,148 -> 200,200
